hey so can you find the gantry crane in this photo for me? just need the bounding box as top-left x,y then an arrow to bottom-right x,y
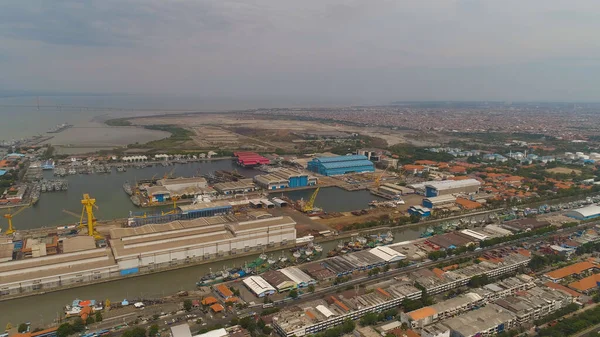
302,187 -> 320,213
162,195 -> 180,215
80,194 -> 101,239
3,203 -> 30,235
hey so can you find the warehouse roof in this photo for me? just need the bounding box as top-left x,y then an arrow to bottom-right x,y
423,195 -> 457,204
545,261 -> 597,280
280,266 -> 315,284
158,177 -> 207,186
243,276 -> 276,295
424,179 -> 481,191
566,205 -> 600,218
314,154 -> 369,163
320,160 -> 375,170
439,304 -> 515,337
368,246 -> 406,262
146,186 -> 170,196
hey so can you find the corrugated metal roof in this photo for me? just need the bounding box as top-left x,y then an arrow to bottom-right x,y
320,159 -> 374,169
315,155 -> 369,163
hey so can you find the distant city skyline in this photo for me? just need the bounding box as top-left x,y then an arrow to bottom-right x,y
2,1 -> 600,103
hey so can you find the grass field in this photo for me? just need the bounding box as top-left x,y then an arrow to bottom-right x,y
546,167 -> 582,175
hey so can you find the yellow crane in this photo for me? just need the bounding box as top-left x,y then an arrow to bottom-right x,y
3,203 -> 30,235
374,166 -> 391,188
162,195 -> 180,215
302,187 -> 320,213
80,194 -> 101,239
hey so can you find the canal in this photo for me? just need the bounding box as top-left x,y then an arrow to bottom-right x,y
14,160 -> 258,230
281,187 -> 385,213
0,224 -> 427,328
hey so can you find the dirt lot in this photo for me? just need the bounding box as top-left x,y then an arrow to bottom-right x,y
127,113 -> 420,149
546,167 -> 582,175
316,193 -> 424,230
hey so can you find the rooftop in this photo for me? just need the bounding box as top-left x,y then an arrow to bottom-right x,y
544,261 -> 597,280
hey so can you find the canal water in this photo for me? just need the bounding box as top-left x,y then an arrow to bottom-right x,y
12,161 -> 386,230
0,224 -> 426,328
281,187 -> 385,213
13,160 -> 258,230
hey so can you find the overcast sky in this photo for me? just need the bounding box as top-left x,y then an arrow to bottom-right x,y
2,0 -> 600,103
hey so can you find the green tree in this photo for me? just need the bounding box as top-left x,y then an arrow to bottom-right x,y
360,312 -> 379,326
85,316 -> 95,325
95,312 -> 103,322
149,325 -> 160,337
289,289 -> 299,299
71,318 -> 85,333
308,284 -> 315,293
183,299 -> 193,312
122,327 -> 147,337
262,326 -> 273,335
18,323 -> 28,333
57,323 -> 74,337
341,318 -> 356,334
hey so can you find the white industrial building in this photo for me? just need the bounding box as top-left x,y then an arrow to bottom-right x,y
279,267 -> 316,288
244,275 -> 276,297
368,246 -> 406,263
424,179 -> 481,197
109,215 -> 296,274
0,248 -> 119,296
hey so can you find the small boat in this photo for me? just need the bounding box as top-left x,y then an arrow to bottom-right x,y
305,249 -> 313,256
123,181 -> 133,196
279,254 -> 288,263
314,244 -> 323,253
292,251 -> 302,259
267,255 -> 276,265
259,252 -> 268,261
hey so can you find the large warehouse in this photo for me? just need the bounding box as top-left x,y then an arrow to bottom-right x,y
566,205 -> 600,220
254,168 -> 317,190
307,155 -> 375,176
109,215 -> 297,274
424,179 -> 481,197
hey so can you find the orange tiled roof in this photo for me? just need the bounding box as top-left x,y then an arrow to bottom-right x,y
545,261 -> 597,280
201,296 -> 218,305
432,268 -> 445,278
415,160 -> 437,165
408,307 -> 437,320
568,273 -> 600,292
210,303 -> 224,312
217,284 -> 233,297
544,281 -> 582,297
455,198 -> 482,210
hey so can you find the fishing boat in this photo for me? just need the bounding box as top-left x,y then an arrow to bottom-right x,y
130,195 -> 141,206
259,252 -> 268,261
267,255 -> 277,265
314,244 -> 323,253
305,249 -> 313,256
123,181 -> 133,196
292,250 -> 302,259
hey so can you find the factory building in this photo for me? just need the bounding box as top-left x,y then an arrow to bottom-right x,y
307,155 -> 375,176
253,169 -> 317,190
234,152 -> 270,167
408,206 -> 432,218
109,215 -> 296,274
262,270 -> 296,292
279,266 -> 316,288
0,248 -> 119,297
422,195 -> 456,209
212,179 -> 256,195
243,275 -> 276,297
424,179 -> 481,197
565,205 -> 600,220
157,177 -> 209,198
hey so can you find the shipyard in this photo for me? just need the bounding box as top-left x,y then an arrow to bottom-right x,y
8,1 -> 600,337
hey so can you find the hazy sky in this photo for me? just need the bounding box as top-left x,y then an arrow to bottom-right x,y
2,0 -> 600,103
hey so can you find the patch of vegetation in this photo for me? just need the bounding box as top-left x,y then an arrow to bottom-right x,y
130,125 -> 195,149
105,118 -> 132,126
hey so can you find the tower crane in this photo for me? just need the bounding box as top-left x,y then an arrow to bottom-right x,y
302,187 -> 320,213
3,203 -> 30,235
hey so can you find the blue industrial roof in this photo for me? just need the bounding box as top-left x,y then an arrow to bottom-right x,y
314,154 -> 369,163
320,159 -> 374,169
0,170 -> 5,176
6,153 -> 25,157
